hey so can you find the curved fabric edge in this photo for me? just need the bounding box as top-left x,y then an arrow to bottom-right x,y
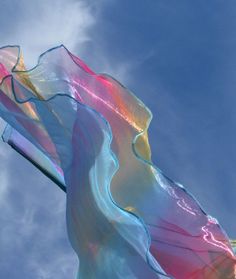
0,45 -> 235,278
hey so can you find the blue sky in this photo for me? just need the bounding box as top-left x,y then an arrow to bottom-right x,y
0,0 -> 235,278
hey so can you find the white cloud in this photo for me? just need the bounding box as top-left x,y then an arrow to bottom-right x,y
2,0 -> 95,68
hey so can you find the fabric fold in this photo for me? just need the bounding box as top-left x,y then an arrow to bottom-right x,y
0,45 -> 235,278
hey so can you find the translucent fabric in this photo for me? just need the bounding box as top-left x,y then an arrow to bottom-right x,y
0,45 -> 235,279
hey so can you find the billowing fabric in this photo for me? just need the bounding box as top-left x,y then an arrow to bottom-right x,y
0,45 -> 235,279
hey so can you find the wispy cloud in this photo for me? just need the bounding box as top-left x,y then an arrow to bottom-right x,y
1,0 -> 95,67
0,146 -> 78,278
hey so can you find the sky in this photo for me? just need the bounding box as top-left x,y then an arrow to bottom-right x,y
0,0 -> 236,278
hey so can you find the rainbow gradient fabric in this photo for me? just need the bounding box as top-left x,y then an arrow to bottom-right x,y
0,45 -> 235,278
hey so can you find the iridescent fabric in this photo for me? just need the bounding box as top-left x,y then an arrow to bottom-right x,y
0,45 -> 235,279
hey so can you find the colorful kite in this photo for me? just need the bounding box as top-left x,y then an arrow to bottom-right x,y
0,45 -> 235,278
